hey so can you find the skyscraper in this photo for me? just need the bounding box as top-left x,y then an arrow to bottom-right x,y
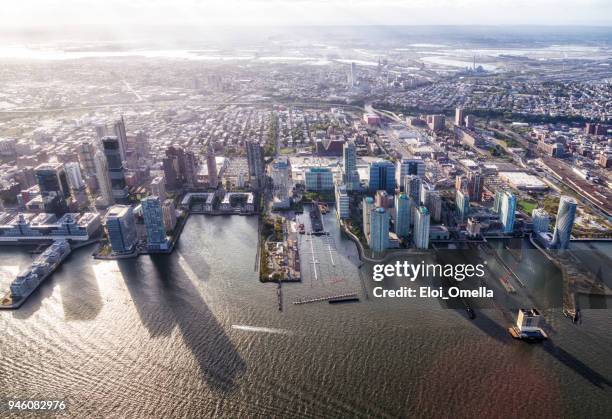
363,196 -> 374,242
369,160 -> 396,193
342,141 -> 359,191
105,205 -> 137,254
427,191 -> 443,223
271,157 -> 292,208
499,191 -> 517,233
370,207 -> 390,253
162,199 -> 177,232
142,196 -> 170,251
413,206 -> 430,249
94,150 -> 114,207
335,183 -> 350,219
112,116 -> 128,162
404,175 -> 421,204
150,176 -> 167,202
349,62 -> 356,88
455,107 -> 465,127
551,196 -> 577,250
246,141 -> 264,189
65,162 -> 85,191
35,163 -> 70,215
531,208 -> 550,234
395,193 -> 411,238
467,170 -> 484,202
206,143 -> 218,188
94,123 -> 108,140
396,158 -> 425,189
162,146 -> 198,191
102,136 -> 129,203
455,189 -> 471,222
77,140 -> 97,177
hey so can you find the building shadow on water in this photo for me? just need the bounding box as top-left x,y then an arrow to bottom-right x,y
118,254 -> 246,394
118,258 -> 177,338
542,342 -> 612,389
59,248 -> 103,321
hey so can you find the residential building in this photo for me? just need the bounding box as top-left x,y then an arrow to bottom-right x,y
413,206 -> 430,249
105,205 -> 137,254
304,167 -> 334,192
142,197 -> 170,251
551,196 -> 577,250
369,160 -> 396,193
370,207 -> 390,253
395,193 -> 411,238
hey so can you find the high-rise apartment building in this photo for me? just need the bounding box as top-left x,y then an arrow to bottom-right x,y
370,207 -> 390,253
531,208 -> 550,234
105,205 -> 137,254
363,196 -> 374,242
112,116 -> 128,162
142,197 -> 170,251
396,158 -> 425,189
342,141 -> 359,191
94,150 -> 114,207
369,160 -> 396,193
551,196 -> 577,250
102,136 -> 129,203
395,193 -> 411,238
246,141 -> 264,190
499,191 -> 517,233
413,206 -> 430,249
35,163 -> 70,215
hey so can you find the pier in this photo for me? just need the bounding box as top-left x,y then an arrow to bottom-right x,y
293,292 -> 358,305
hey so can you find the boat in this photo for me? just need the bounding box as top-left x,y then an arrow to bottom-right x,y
329,297 -> 360,304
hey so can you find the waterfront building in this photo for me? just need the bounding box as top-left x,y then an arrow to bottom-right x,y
142,197 -> 170,251
102,136 -> 129,203
369,160 -> 396,193
551,196 -> 577,250
370,207 -> 390,253
395,193 -> 411,238
35,163 -> 70,215
362,196 -> 374,242
413,206 -> 430,249
404,175 -> 421,205
271,157 -> 292,209
396,158 -> 425,189
466,218 -> 481,238
150,176 -> 167,202
246,141 -> 265,190
499,191 -> 517,233
455,189 -> 471,222
94,150 -> 114,207
342,141 -> 359,191
0,212 -> 100,242
454,107 -> 465,127
162,199 -> 177,233
305,167 -> 334,192
105,205 -> 137,254
531,208 -> 550,234
335,184 -> 350,219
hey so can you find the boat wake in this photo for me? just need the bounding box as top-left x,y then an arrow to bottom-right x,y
231,324 -> 294,335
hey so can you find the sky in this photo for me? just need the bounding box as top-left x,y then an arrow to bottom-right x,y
2,0 -> 612,28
